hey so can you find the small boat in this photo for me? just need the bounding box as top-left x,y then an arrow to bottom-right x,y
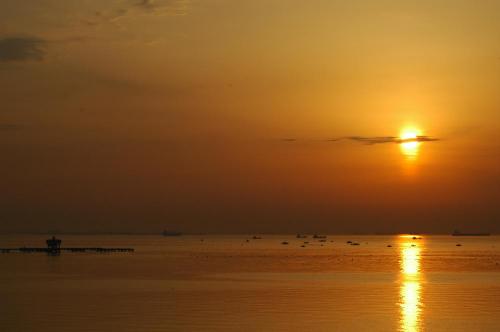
162,230 -> 182,236
281,241 -> 289,245
296,234 -> 308,238
351,242 -> 360,246
252,236 -> 262,240
452,230 -> 490,236
313,234 -> 327,239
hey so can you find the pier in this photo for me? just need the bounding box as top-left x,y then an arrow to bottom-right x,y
0,247 -> 134,253
0,236 -> 134,254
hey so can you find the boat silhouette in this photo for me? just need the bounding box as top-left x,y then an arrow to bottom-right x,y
162,230 -> 182,236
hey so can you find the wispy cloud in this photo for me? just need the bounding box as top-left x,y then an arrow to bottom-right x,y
134,0 -> 191,16
341,135 -> 440,145
283,135 -> 440,144
0,123 -> 23,131
83,0 -> 191,26
0,37 -> 47,62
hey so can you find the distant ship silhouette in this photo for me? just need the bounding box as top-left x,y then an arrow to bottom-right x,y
162,230 -> 182,236
452,229 -> 490,236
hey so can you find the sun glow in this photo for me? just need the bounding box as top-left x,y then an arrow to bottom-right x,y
400,128 -> 421,140
400,128 -> 422,160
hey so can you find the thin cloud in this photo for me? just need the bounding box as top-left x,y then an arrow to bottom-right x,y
135,0 -> 191,16
0,124 -> 23,131
84,0 -> 191,26
0,37 -> 47,62
282,135 -> 440,145
338,135 -> 440,145
82,8 -> 129,26
136,0 -> 157,11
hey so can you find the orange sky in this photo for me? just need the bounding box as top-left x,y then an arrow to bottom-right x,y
1,0 -> 499,233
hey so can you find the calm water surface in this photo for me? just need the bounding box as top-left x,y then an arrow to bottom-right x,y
1,235 -> 500,331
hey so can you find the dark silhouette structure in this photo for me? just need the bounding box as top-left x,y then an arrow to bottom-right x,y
162,230 -> 182,236
0,236 -> 134,254
46,236 -> 62,251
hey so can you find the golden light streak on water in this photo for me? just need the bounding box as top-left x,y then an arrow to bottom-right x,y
402,246 -> 420,275
399,236 -> 423,332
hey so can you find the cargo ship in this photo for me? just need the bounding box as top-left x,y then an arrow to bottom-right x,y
162,230 -> 182,236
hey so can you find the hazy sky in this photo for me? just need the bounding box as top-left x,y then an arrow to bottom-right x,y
1,0 -> 499,233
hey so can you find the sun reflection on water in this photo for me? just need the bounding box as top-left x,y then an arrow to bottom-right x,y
399,236 -> 423,332
402,246 -> 420,275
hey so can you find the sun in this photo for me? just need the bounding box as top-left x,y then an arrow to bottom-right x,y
400,128 -> 422,141
399,127 -> 422,160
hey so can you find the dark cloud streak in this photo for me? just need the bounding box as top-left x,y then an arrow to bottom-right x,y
283,135 -> 440,144
345,135 -> 440,145
0,37 -> 47,62
135,0 -> 190,15
0,124 -> 23,131
80,0 -> 190,28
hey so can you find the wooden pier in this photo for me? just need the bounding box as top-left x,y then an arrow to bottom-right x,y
0,247 -> 134,254
0,236 -> 134,254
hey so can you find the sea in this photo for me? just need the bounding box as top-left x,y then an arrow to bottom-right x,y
1,234 -> 500,331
